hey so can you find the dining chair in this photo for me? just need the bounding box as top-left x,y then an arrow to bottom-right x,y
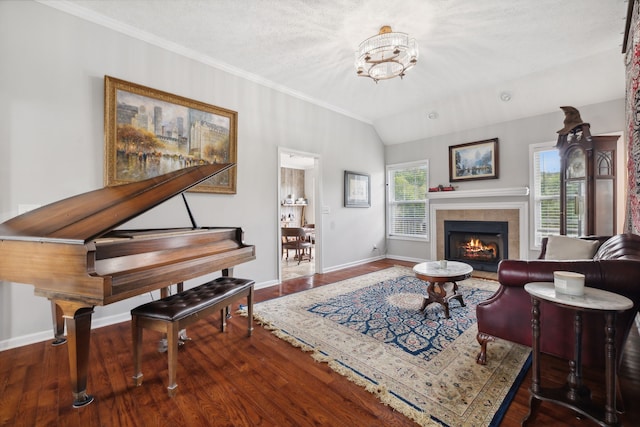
281,227 -> 312,265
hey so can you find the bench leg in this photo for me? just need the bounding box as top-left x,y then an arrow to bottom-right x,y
167,322 -> 179,397
131,315 -> 144,386
220,308 -> 227,332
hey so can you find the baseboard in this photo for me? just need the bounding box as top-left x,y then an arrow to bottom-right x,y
0,278 -> 276,352
384,255 -> 425,263
0,311 -> 132,352
255,279 -> 279,290
321,254 -> 386,274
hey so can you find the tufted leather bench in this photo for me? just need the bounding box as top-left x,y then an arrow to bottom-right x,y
131,276 -> 254,396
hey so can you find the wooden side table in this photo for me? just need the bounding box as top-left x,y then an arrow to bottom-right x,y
523,282 -> 633,427
413,261 -> 472,318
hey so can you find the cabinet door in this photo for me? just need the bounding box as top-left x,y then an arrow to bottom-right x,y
563,146 -> 587,237
594,144 -> 616,236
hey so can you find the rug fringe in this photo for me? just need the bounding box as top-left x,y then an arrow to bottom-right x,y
239,270 -> 519,427
251,311 -> 438,426
325,358 -> 437,426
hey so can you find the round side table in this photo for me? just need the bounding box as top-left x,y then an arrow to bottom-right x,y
413,261 -> 472,318
523,282 -> 633,427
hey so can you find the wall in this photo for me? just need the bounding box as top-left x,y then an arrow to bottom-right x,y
0,1 -> 386,348
385,98 -> 626,261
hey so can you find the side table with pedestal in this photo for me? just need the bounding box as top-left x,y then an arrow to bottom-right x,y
413,261 -> 472,318
523,282 -> 633,427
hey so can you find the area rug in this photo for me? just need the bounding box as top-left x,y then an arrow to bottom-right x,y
252,266 -> 531,426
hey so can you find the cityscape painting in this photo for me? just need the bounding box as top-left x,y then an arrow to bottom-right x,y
104,76 -> 237,193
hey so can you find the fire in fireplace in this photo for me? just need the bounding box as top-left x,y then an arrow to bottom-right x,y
460,238 -> 499,261
444,220 -> 509,272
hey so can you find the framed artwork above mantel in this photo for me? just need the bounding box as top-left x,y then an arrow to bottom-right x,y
449,138 -> 499,182
103,76 -> 238,194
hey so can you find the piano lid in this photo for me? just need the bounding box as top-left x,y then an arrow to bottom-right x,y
0,164 -> 234,244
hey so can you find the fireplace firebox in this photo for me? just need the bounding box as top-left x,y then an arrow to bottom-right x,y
444,220 -> 509,272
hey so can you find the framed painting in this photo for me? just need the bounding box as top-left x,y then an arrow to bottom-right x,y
104,76 -> 238,193
449,138 -> 499,182
344,171 -> 370,207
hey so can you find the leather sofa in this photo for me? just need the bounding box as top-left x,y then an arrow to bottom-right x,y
475,233 -> 640,369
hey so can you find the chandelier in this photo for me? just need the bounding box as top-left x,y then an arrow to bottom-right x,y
355,26 -> 419,83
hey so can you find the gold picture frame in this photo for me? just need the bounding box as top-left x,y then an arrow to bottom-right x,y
104,76 -> 238,193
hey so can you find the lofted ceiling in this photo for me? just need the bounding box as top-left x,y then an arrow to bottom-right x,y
48,0 -> 629,145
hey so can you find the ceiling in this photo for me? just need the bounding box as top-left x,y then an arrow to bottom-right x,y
50,0 -> 629,145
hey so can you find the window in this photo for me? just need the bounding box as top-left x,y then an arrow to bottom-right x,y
386,160 -> 428,240
530,143 -> 560,248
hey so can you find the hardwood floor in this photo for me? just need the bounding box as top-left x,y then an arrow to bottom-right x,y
1,259 -> 638,426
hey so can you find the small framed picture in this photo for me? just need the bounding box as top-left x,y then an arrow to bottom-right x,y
344,171 -> 370,208
449,138 -> 499,182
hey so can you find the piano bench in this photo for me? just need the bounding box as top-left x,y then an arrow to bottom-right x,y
131,276 -> 254,397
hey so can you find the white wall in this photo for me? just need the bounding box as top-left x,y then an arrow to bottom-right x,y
385,98 -> 626,261
0,1 -> 386,348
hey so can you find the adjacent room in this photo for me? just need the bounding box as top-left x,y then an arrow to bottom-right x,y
1,1 -> 640,426
279,151 -> 318,280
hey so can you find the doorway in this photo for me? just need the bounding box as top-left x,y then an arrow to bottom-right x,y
278,148 -> 321,281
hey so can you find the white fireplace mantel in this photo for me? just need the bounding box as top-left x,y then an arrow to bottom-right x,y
427,186 -> 529,200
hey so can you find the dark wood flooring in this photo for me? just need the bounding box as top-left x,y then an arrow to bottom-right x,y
1,259 -> 638,426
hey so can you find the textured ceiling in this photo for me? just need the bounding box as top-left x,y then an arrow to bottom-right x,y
49,0 -> 629,145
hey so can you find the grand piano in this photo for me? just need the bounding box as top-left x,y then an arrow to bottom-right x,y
0,164 -> 255,407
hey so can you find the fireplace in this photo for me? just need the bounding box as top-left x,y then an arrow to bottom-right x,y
444,220 -> 509,272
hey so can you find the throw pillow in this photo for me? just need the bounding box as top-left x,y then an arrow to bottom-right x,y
544,235 -> 600,260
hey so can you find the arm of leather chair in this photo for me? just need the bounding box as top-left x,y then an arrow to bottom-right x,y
497,259 -> 601,287
498,258 -> 640,295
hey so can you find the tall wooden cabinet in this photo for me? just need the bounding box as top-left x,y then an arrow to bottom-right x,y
556,124 -> 618,237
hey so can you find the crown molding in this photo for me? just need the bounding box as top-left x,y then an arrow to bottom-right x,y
36,1 -> 372,125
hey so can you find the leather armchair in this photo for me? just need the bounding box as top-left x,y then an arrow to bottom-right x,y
475,233 -> 640,369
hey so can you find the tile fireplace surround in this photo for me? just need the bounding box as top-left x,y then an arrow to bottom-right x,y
428,187 -> 529,261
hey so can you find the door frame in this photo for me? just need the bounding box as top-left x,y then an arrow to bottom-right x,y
277,147 -> 322,282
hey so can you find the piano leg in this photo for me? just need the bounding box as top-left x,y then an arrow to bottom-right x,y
54,300 -> 95,408
50,301 -> 67,346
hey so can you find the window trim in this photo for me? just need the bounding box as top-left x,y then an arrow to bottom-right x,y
529,141 -> 558,250
386,159 -> 429,241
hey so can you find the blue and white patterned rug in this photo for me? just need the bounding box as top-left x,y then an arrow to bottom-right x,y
252,267 -> 530,426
